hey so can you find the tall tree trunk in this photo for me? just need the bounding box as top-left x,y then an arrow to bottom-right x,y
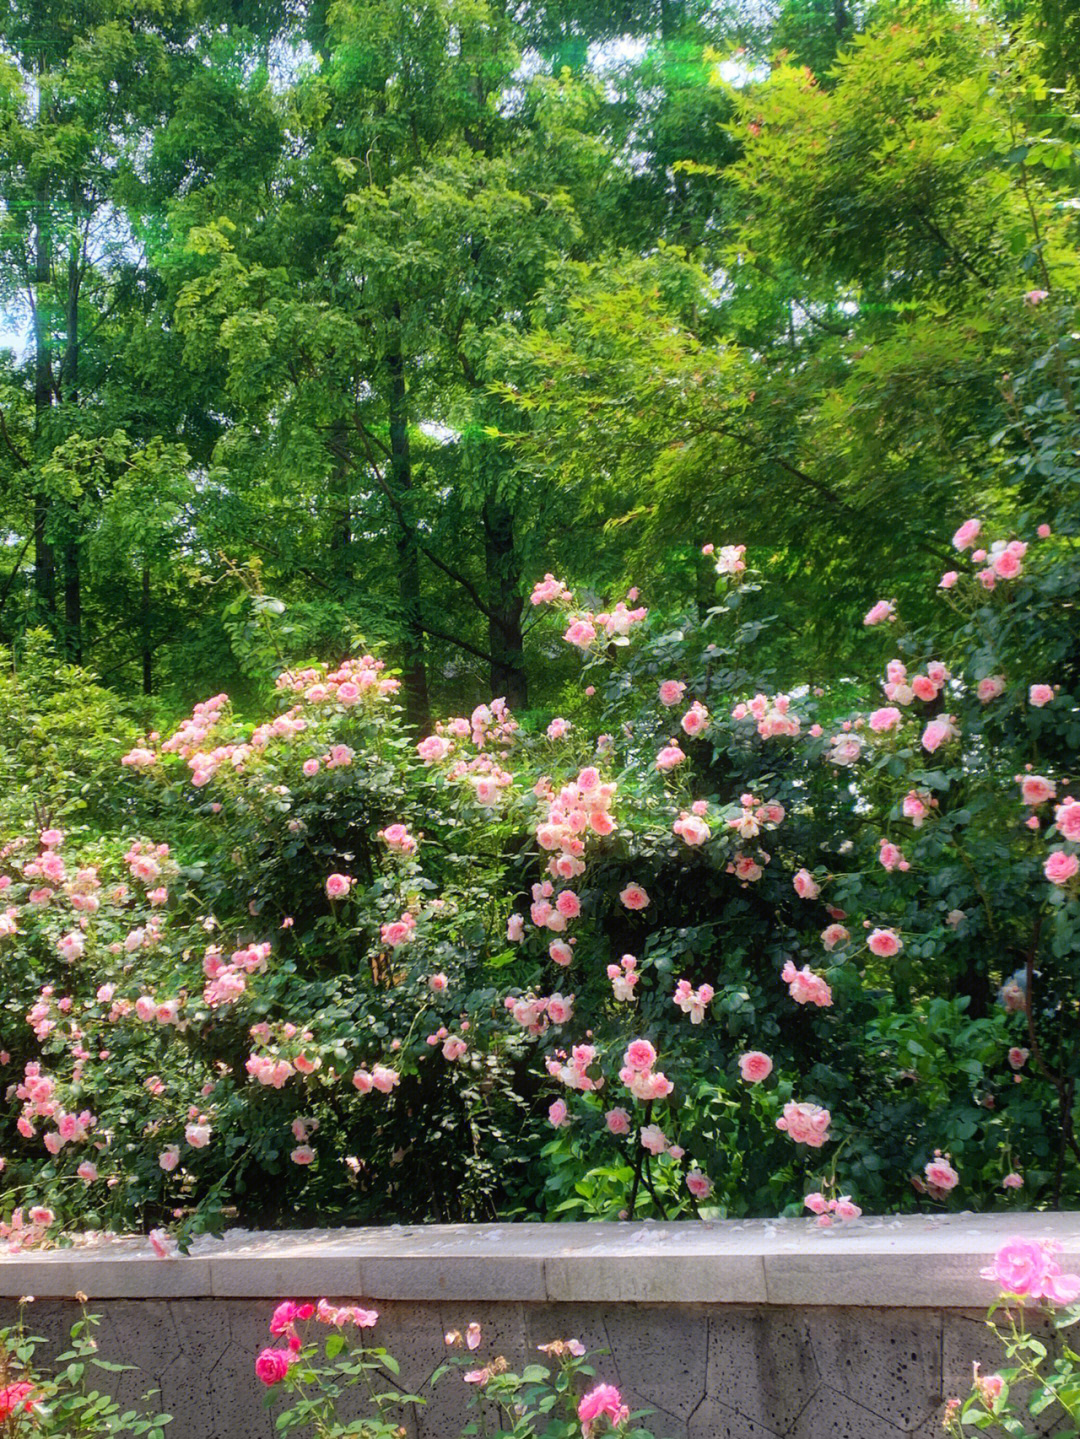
141,562 -> 152,695
387,305 -> 430,731
482,498 -> 527,709
31,80 -> 55,620
62,245 -> 81,662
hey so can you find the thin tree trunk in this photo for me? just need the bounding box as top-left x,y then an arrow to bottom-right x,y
141,563 -> 152,694
32,73 -> 55,619
482,498 -> 527,709
62,246 -> 81,662
387,304 -> 430,731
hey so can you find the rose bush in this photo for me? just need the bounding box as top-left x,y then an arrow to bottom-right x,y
0,514 -> 1078,1242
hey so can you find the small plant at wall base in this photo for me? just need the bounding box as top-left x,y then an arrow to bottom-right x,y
0,1299 -> 171,1437
257,1304 -> 660,1439
946,1238 -> 1080,1435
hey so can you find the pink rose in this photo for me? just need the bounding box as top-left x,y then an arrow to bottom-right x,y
952,518 -> 981,551
1029,684 -> 1054,707
1002,1173 -> 1024,1190
659,680 -> 686,706
939,570 -> 959,589
623,1038 -> 657,1072
863,599 -> 896,626
982,1238 -> 1051,1296
776,1101 -> 831,1148
869,706 -> 902,733
1055,798 -> 1080,842
605,1107 -> 630,1135
867,927 -> 902,958
1045,850 -> 1079,885
924,1156 -> 959,1192
619,883 -> 650,910
738,1051 -> 773,1083
255,1348 -> 290,1386
792,868 -> 819,900
548,1098 -> 568,1128
325,873 -> 353,900
578,1385 -> 629,1439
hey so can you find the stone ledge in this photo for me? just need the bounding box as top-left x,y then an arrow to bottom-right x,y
1,1212 -> 1076,1306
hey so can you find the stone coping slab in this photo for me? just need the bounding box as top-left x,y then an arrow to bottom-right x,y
0,1212 -> 1076,1306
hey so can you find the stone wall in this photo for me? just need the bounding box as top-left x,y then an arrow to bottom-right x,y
2,1214 -> 1076,1439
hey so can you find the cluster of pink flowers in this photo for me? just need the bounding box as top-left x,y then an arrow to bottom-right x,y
673,809 -> 710,846
619,1038 -> 674,1101
606,954 -> 639,1001
376,823 -> 418,855
776,1100 -> 831,1147
981,1238 -> 1080,1304
804,1190 -> 862,1225
726,793 -> 785,840
0,1205 -> 55,1251
276,656 -> 399,707
672,979 -> 714,1023
380,911 -> 416,948
545,1040 -> 601,1094
731,691 -> 801,739
781,960 -> 833,1008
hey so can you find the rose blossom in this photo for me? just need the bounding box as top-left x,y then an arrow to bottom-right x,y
1029,684 -> 1054,707
1045,850 -> 1079,885
255,1348 -> 290,1386
867,927 -> 902,957
619,883 -> 650,910
578,1385 -> 630,1438
924,1155 -> 959,1192
738,1051 -> 773,1083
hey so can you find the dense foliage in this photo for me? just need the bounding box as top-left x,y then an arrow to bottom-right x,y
0,504 -> 1078,1241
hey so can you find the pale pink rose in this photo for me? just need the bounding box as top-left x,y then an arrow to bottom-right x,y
640,1124 -> 668,1154
835,1197 -> 862,1221
1055,797 -> 1080,842
738,1051 -> 773,1083
977,675 -> 1006,703
655,743 -> 686,771
952,518 -> 981,551
290,1145 -> 315,1165
507,913 -> 525,942
417,735 -> 451,763
659,681 -> 686,706
185,1123 -> 211,1149
1029,684 -> 1054,707
546,716 -> 571,740
325,873 -> 353,900
982,1238 -> 1051,1296
1002,1173 -> 1024,1190
549,939 -> 573,967
159,1146 -> 180,1172
867,927 -> 902,957
793,868 -> 819,899
548,1098 -> 568,1128
1045,850 -> 1079,885
869,706 -> 902,733
921,717 -> 954,753
686,1170 -> 712,1199
619,883 -> 650,910
878,840 -> 904,872
605,1107 -> 630,1135
555,889 -> 581,918
429,972 -> 448,992
1020,774 -> 1056,805
302,758 -> 320,777
976,567 -> 996,590
370,1065 -> 399,1093
563,619 -> 596,649
624,1038 -> 657,1072
673,813 -> 710,846
776,1101 -> 831,1148
938,571 -> 959,589
821,923 -> 850,951
863,599 -> 896,627
680,701 -> 709,737
803,1192 -> 828,1215
924,1156 -> 959,1191
1008,1047 -> 1029,1070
